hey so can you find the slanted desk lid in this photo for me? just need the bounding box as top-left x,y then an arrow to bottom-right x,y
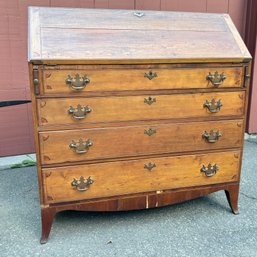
28,7 -> 251,64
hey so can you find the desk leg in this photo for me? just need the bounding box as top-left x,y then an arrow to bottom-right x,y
225,184 -> 239,215
40,207 -> 56,244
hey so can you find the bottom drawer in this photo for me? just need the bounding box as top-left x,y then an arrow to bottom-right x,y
42,151 -> 240,204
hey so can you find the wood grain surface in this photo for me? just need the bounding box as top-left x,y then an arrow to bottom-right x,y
42,66 -> 244,95
40,8 -> 228,30
28,7 -> 251,63
42,150 -> 240,204
39,119 -> 243,165
27,7 -> 251,243
37,91 -> 245,126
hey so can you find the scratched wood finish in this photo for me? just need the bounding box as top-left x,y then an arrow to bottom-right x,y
42,66 -> 244,95
39,120 -> 243,165
37,91 -> 245,127
28,7 -> 251,243
42,150 -> 240,204
39,8 -> 228,30
28,7 -> 251,63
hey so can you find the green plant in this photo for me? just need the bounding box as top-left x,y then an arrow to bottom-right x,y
10,155 -> 36,169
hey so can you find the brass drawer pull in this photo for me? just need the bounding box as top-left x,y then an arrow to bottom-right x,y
144,96 -> 156,105
66,74 -> 90,90
68,104 -> 92,119
201,164 -> 218,177
69,138 -> 93,154
144,162 -> 156,171
144,128 -> 156,136
203,99 -> 222,113
202,130 -> 222,143
206,71 -> 226,87
144,70 -> 157,80
71,176 -> 94,192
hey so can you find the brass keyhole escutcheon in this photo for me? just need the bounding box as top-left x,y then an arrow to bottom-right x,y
144,163 -> 156,171
134,11 -> 145,18
144,96 -> 156,105
144,128 -> 156,136
144,71 -> 157,80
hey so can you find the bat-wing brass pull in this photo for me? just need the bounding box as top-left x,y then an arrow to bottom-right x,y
144,71 -> 157,80
202,130 -> 222,143
201,164 -> 219,177
68,104 -> 92,120
71,176 -> 94,192
144,162 -> 156,171
203,99 -> 222,113
144,96 -> 156,105
206,71 -> 226,87
69,138 -> 93,154
66,74 -> 90,90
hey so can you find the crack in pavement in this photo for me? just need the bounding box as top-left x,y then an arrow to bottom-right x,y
240,192 -> 257,200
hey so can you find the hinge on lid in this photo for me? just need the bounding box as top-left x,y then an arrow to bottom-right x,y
33,68 -> 40,95
244,65 -> 251,88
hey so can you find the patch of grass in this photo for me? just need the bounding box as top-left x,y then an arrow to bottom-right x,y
10,155 -> 36,169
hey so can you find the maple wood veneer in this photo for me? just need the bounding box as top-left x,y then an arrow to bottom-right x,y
37,91 -> 245,126
39,120 -> 243,165
28,7 -> 251,243
41,66 -> 244,94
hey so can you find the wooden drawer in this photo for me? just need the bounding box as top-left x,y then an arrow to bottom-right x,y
37,91 -> 245,127
42,150 -> 240,204
40,120 -> 243,165
41,66 -> 244,95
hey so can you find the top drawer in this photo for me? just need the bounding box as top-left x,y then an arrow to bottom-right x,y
40,65 -> 244,95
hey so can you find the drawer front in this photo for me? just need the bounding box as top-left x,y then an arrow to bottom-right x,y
40,120 -> 243,165
42,67 -> 244,95
43,151 -> 240,204
37,91 -> 245,126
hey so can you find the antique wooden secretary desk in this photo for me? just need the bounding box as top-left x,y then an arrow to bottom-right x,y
28,7 -> 251,243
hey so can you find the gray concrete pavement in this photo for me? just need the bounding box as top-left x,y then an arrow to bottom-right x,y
0,140 -> 257,257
